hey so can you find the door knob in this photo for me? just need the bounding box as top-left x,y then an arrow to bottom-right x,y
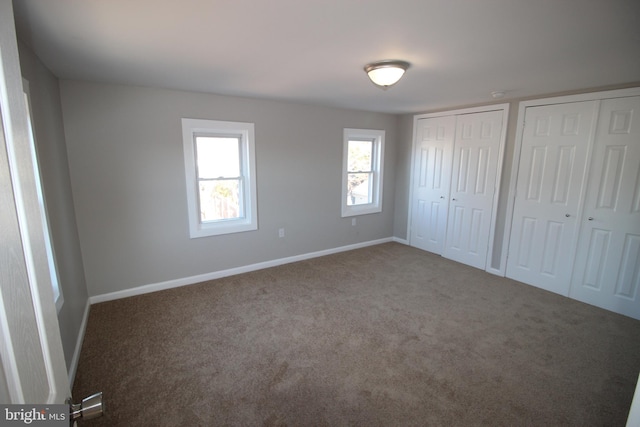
68,392 -> 104,424
565,214 -> 571,217
588,217 -> 594,221
452,198 -> 457,201
440,196 -> 444,199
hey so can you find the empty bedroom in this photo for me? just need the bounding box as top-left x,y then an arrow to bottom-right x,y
1,0 -> 640,425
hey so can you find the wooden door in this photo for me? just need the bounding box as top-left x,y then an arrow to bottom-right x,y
410,116 -> 455,254
506,101 -> 598,295
443,110 -> 503,269
569,96 -> 640,320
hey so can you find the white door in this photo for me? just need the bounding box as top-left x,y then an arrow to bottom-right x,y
507,101 -> 598,295
410,116 -> 455,253
569,96 -> 640,320
0,0 -> 69,403
443,110 -> 503,269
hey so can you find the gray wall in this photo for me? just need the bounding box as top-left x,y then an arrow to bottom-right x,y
59,81 -> 398,297
392,114 -> 414,240
17,41 -> 89,373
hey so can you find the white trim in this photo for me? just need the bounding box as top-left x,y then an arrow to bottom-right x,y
407,103 -> 510,274
517,87 -> 640,108
341,128 -> 385,217
627,373 -> 640,427
68,300 -> 90,387
501,86 -> 640,281
392,236 -> 409,245
485,267 -> 504,277
0,290 -> 23,402
22,78 -> 64,313
90,238 -> 394,304
412,104 -> 511,120
182,118 -> 258,238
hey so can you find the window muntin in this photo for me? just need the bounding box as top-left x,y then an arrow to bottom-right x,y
341,128 -> 384,217
182,119 -> 257,237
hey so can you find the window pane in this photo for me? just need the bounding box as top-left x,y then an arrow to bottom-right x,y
347,139 -> 373,172
199,179 -> 241,221
347,172 -> 372,205
196,136 -> 240,178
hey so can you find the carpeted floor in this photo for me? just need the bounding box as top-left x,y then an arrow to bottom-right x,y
73,243 -> 640,426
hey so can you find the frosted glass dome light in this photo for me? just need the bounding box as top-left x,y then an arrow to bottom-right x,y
364,60 -> 410,89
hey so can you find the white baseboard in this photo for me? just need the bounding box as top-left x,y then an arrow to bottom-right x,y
486,267 -> 505,277
392,236 -> 409,245
89,237 -> 395,304
627,373 -> 640,427
68,299 -> 90,387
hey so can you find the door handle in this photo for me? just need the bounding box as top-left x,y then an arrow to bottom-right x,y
452,198 -> 457,201
565,214 -> 571,217
68,392 -> 104,425
588,217 -> 594,221
440,196 -> 444,199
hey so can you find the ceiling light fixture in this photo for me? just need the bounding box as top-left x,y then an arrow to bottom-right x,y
364,60 -> 410,89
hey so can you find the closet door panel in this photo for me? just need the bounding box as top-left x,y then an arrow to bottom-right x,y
443,110 -> 503,269
506,101 -> 597,296
410,116 -> 455,254
570,96 -> 640,320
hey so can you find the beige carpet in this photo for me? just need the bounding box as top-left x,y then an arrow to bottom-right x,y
73,243 -> 640,426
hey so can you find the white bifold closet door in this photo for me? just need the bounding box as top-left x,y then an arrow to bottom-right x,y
569,96 -> 640,320
506,101 -> 598,295
410,116 -> 455,254
410,110 -> 504,271
443,110 -> 504,269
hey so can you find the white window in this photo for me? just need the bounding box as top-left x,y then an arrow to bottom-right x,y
182,118 -> 257,238
341,128 -> 385,217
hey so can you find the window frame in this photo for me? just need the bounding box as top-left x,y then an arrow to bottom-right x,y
182,118 -> 257,238
341,128 -> 385,217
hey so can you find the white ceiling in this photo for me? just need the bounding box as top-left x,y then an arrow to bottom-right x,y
12,0 -> 640,114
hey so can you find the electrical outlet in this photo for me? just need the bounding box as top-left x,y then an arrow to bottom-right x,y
278,228 -> 285,238
352,218 -> 357,226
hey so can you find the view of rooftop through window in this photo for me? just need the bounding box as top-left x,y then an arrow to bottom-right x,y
195,135 -> 243,222
346,138 -> 374,206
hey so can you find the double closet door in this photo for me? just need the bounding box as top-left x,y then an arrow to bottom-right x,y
410,109 -> 504,270
507,95 -> 640,320
506,101 -> 598,294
